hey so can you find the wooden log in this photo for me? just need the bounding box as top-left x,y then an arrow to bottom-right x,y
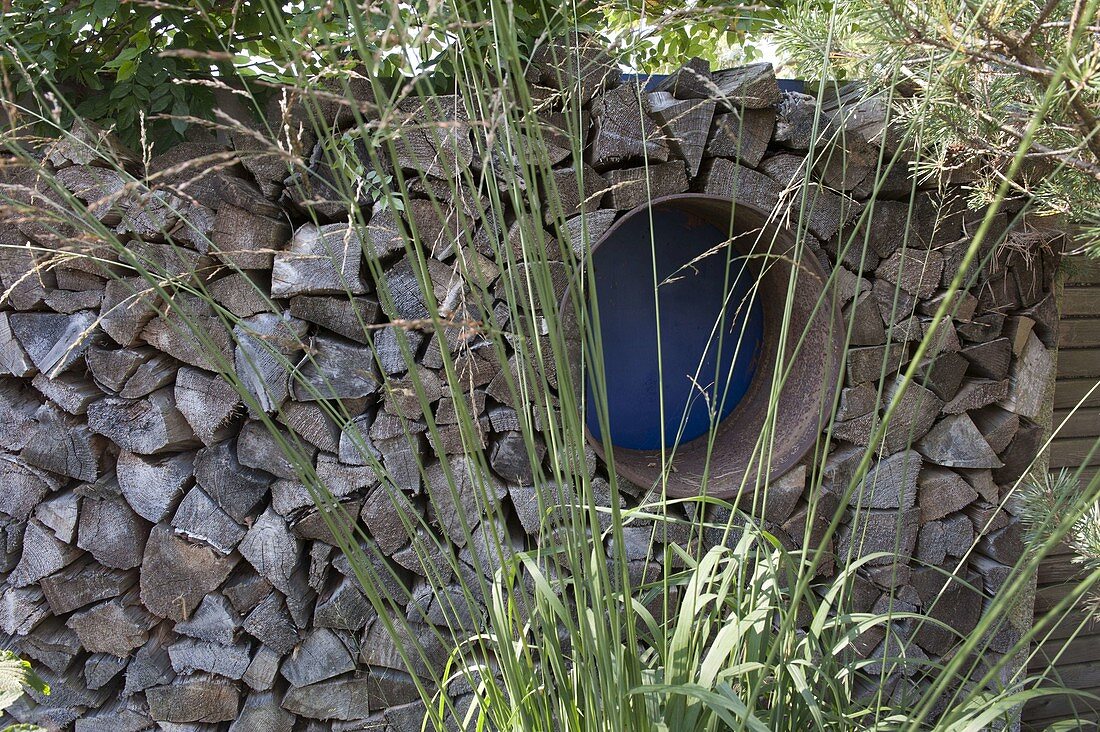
141,294 -> 234,371
84,653 -> 128,690
705,62 -> 780,110
392,95 -> 474,179
97,278 -> 157,347
8,518 -> 83,588
210,203 -> 290,269
293,333 -> 381,401
841,291 -> 887,347
34,489 -> 80,543
66,588 -> 158,657
992,416 -> 1044,484
696,158 -> 782,212
277,400 -> 342,452
529,33 -> 615,105
230,690 -> 295,732
0,379 -> 41,452
171,486 -> 247,555
601,161 -> 689,210
0,584 -> 49,635
119,622 -> 176,697
39,555 -> 137,615
917,351 -> 968,403
280,627 -> 356,687
242,591 -> 300,655
87,387 -> 198,454
9,310 -> 100,376
272,223 -> 369,298
115,449 -> 194,524
881,379 -> 943,453
115,352 -> 178,400
847,450 -> 922,510
175,593 -> 241,646
146,675 -> 240,724
78,493 -> 151,570
915,414 -> 1002,469
85,345 -> 150,393
208,271 -> 272,319
959,338 -> 1012,380
0,237 -> 53,310
544,165 -> 609,223
21,401 -> 106,481
234,312 -> 309,414
30,371 -> 101,415
381,366 -> 443,420
0,454 -> 61,522
837,507 -> 919,566
647,93 -> 715,177
917,466 -> 979,523
845,343 -> 908,385
373,325 -> 425,376
489,430 -> 546,484
0,313 -> 34,377
223,568 -> 273,616
313,574 -> 374,632
361,485 -> 420,555
168,637 -> 252,679
878,249 -> 945,299
140,522 -> 239,621
956,312 -> 1005,343
942,378 -> 1009,415
704,109 -> 774,167
237,420 -> 317,481
563,209 -> 617,259
425,457 -> 506,548
240,506 -> 302,595
289,295 -> 380,344
1003,331 -> 1055,420
241,646 -> 282,692
174,366 -> 242,445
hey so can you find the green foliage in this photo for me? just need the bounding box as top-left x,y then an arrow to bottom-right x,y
0,650 -> 48,732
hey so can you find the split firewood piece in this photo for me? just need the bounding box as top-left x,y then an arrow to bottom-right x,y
174,366 -> 242,445
0,231 -> 54,311
379,255 -> 459,321
392,95 -> 474,179
0,313 -> 34,377
544,165 -> 609,224
22,401 -> 107,481
192,440 -> 270,523
704,62 -> 780,110
141,292 -> 234,371
168,637 -> 252,680
85,345 -> 151,393
240,507 -> 302,595
243,591 -> 300,655
589,83 -> 670,170
942,378 -> 1009,415
237,419 -> 318,480
0,379 -> 41,452
313,574 -> 374,632
272,223 -> 369,298
9,518 -> 82,588
234,311 -> 309,414
210,203 -> 291,269
917,467 -> 979,523
293,332 -> 380,401
425,456 -> 506,548
118,351 -> 178,399
39,555 -> 137,615
280,627 -> 356,688
30,371 -> 101,415
844,343 -> 909,386
837,507 -> 919,566
0,454 -> 60,521
289,294 -> 379,344
116,450 -> 195,524
528,32 -> 616,105
34,489 -> 79,544
696,158 -> 783,212
844,450 -> 922,510
146,674 -> 241,724
77,491 -> 151,570
208,271 -> 272,319
277,400 -> 342,452
0,584 -> 50,635
87,387 -> 198,454
1003,331 -> 1055,420
959,338 -> 1012,380
382,365 -> 443,420
140,523 -> 240,621
602,161 -> 690,211
969,405 -> 1019,454
647,93 -> 715,177
171,486 -> 247,555
563,209 -> 617,258
66,587 -> 158,658
9,310 -> 100,376
878,249 -> 946,299
84,653 -> 128,691
880,378 -> 943,453
704,109 -> 775,168
653,57 -> 713,99
915,414 -> 1002,469
175,593 -> 241,646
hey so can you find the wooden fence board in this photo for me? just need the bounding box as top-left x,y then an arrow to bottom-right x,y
1060,318 -> 1100,348
1055,349 -> 1100,378
1061,287 -> 1100,317
1054,378 -> 1100,409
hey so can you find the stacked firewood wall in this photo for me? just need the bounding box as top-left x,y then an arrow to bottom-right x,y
0,36 -> 1060,730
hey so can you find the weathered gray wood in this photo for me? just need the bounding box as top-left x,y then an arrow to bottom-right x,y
239,507 -> 302,595
917,467 -> 979,523
120,623 -> 176,697
881,379 -> 943,453
529,33 -> 615,105
0,454 -> 61,521
87,387 -> 198,454
234,312 -> 309,414
838,507 -> 919,566
8,518 -> 83,588
230,690 -> 295,732
918,351 -> 969,403
211,203 -> 291,269
490,430 -> 545,484
168,637 -> 252,679
22,616 -> 83,673
236,419 -> 317,481
544,165 -> 609,223
292,333 -> 380,401
970,404 -> 1019,454
39,555 -> 137,615
392,95 -> 474,179
208,271 -> 272,319
276,400 -> 342,452
9,310 -> 100,376
115,449 -> 194,524
696,158 -> 782,211
601,161 -> 689,211
281,627 -> 356,687
845,343 -> 909,385
86,346 -> 152,393
361,485 -> 420,555
140,522 -> 239,621
34,489 -> 80,543
171,486 -> 247,555
425,457 -> 506,548
313,574 -> 374,631
279,676 -> 379,721
66,588 -> 158,657
942,378 -> 1009,414
30,371 -> 101,415
959,338 -> 1012,380
21,401 -> 106,481
879,250 -> 945,300
1004,331 -> 1055,420
141,294 -> 234,371
847,450 -> 922,510
647,93 -> 714,177
84,653 -> 128,690
381,366 -> 443,421
146,675 -> 240,724
915,414 -> 1002,469
223,567 -> 273,616
118,352 -> 178,398
174,367 -> 241,446
289,295 -> 380,344
0,583 -> 49,635
706,62 -> 780,110
0,313 -> 34,377
174,593 -> 241,646
241,645 -> 282,691
78,493 -> 151,569
0,237 -> 53,310
0,379 -> 41,451
99,277 -> 159,347
704,109 -> 774,168
242,591 -> 300,655
272,223 -> 369,298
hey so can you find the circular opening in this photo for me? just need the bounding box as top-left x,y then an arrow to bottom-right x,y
584,206 -> 765,450
565,194 -> 843,499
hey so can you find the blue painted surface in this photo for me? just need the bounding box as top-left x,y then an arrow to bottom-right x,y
586,207 -> 765,450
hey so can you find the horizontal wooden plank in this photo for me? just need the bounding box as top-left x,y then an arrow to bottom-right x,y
1032,609 -> 1100,641
1060,318 -> 1100,348
1054,377 -> 1100,409
1023,695 -> 1100,728
1030,633 -> 1100,669
1057,349 -> 1100,379
1063,257 -> 1100,286
1051,408 -> 1100,439
1061,287 -> 1100,317
1033,583 -> 1095,614
1049,437 -> 1100,468
1039,555 -> 1089,585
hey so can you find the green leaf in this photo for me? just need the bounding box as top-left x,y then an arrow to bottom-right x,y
116,59 -> 138,81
